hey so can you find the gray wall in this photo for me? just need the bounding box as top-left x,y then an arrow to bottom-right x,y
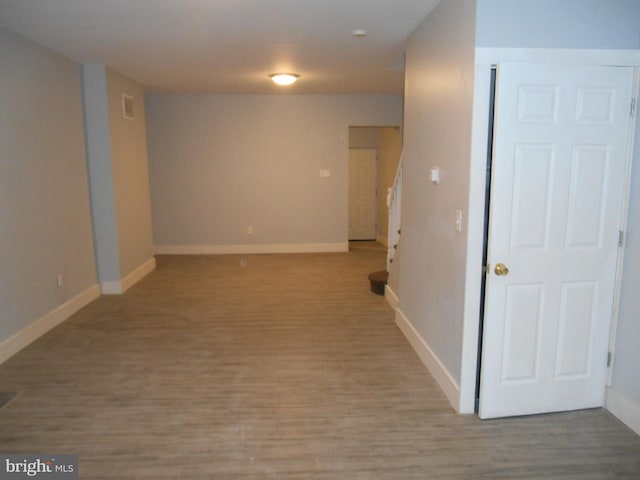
0,28 -> 97,342
476,0 -> 640,49
349,127 -> 382,149
398,0 -> 477,387
84,65 -> 120,283
106,69 -> 154,277
84,65 -> 154,288
146,94 -> 402,249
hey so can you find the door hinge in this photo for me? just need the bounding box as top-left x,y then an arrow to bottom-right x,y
607,351 -> 613,368
619,230 -> 624,247
631,98 -> 637,117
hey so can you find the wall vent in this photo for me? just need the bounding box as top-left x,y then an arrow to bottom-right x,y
122,94 -> 135,120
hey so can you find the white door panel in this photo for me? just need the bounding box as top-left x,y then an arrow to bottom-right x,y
479,63 -> 634,419
349,149 -> 377,240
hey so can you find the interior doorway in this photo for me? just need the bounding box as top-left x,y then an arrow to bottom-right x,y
348,126 -> 402,245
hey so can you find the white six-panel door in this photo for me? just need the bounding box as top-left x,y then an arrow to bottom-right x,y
348,148 -> 378,240
479,63 -> 635,419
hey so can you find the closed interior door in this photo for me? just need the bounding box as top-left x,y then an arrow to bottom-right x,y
479,63 -> 635,419
349,148 -> 377,240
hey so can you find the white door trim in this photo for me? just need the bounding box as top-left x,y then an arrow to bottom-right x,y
476,48 -> 640,67
606,68 -> 640,387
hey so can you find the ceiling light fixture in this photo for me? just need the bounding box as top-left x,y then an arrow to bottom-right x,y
270,73 -> 299,86
352,29 -> 367,38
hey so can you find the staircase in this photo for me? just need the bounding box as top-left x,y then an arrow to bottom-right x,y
368,151 -> 402,295
386,150 -> 402,272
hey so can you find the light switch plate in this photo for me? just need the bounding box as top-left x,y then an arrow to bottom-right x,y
431,167 -> 440,184
319,169 -> 331,177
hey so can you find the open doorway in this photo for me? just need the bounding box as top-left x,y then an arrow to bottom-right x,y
348,126 -> 402,246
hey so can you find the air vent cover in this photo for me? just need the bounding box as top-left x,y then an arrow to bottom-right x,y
122,94 -> 135,120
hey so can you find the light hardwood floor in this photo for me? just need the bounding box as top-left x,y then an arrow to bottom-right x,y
0,242 -> 639,479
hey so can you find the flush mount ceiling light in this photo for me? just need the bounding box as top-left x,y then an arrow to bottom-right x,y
270,73 -> 299,86
352,29 -> 367,37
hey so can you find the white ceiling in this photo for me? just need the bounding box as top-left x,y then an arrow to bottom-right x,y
0,0 -> 441,94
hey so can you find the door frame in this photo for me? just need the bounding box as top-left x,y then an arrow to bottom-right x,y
458,48 -> 640,415
347,126 -> 402,246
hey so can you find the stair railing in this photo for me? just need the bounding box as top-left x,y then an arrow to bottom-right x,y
386,150 -> 403,272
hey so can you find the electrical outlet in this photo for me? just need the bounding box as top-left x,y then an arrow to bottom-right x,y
455,210 -> 463,233
247,226 -> 254,235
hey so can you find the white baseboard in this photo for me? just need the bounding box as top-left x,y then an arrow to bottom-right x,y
385,284 -> 399,312
122,257 -> 156,292
394,308 -> 461,412
101,257 -> 156,295
100,280 -> 123,295
606,387 -> 640,436
154,243 -> 349,255
0,284 -> 101,364
376,234 -> 389,247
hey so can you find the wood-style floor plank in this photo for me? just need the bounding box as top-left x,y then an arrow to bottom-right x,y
0,242 -> 639,479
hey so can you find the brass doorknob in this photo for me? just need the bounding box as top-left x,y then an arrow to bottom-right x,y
494,263 -> 509,276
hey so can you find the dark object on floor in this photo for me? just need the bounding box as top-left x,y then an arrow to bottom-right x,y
368,270 -> 388,296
